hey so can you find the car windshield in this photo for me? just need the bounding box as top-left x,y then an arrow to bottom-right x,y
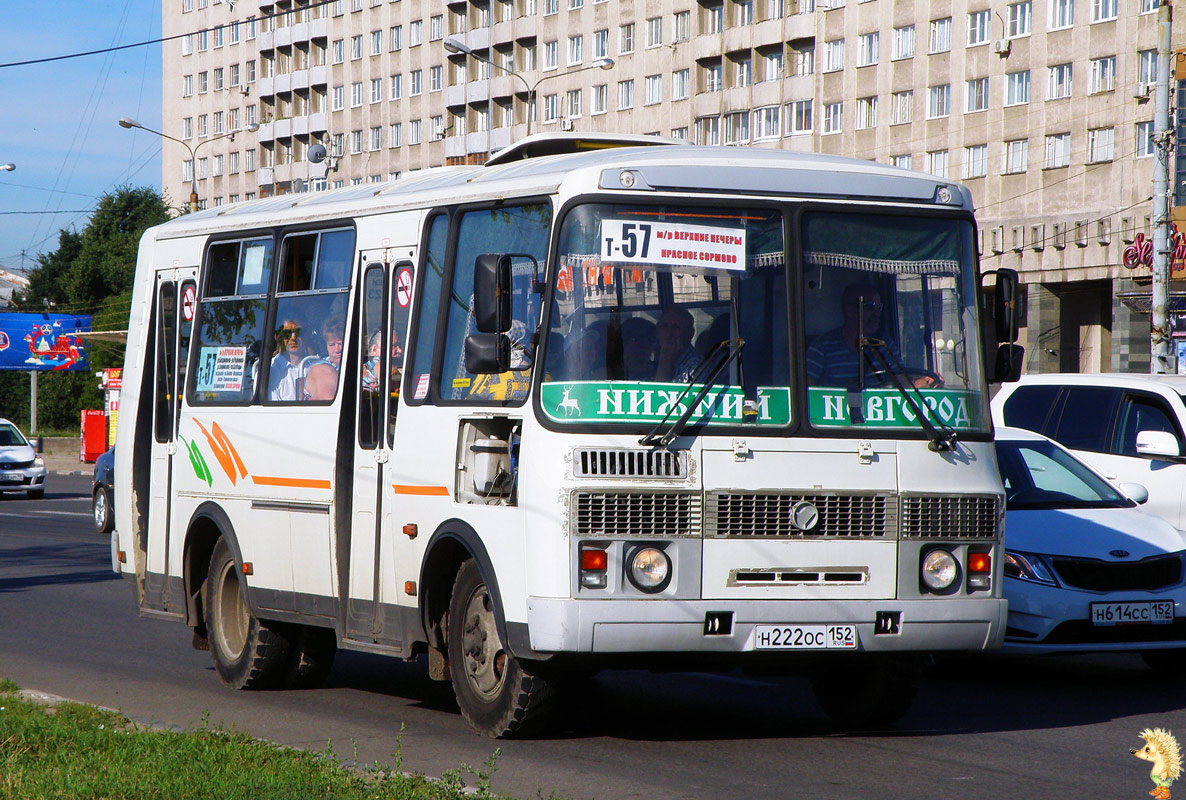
0,424 -> 28,447
996,439 -> 1133,510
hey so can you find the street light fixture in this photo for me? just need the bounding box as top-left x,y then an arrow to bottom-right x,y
444,37 -> 613,140
119,116 -> 259,212
0,164 -> 14,172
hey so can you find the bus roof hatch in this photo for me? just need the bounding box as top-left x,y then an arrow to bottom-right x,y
484,132 -> 684,166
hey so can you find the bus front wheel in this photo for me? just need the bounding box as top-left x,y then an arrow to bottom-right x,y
206,536 -> 290,689
447,559 -> 554,738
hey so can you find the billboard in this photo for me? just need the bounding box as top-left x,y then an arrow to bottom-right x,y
0,313 -> 91,371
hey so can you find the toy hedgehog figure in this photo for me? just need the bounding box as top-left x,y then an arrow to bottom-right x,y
1133,728 -> 1182,800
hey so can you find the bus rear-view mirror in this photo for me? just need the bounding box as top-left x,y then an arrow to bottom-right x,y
994,268 -> 1020,344
474,253 -> 512,334
465,332 -> 511,374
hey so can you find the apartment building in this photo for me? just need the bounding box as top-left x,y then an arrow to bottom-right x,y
162,0 -> 1182,372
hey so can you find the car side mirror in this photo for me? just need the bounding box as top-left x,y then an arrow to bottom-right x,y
1118,482 -> 1150,504
473,253 -> 512,334
465,332 -> 511,374
1136,430 -> 1181,459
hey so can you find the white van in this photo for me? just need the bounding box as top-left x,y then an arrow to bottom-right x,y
991,374 -> 1186,530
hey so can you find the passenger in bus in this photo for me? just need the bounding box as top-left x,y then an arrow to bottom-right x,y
806,284 -> 940,389
653,306 -> 704,382
620,317 -> 657,380
362,329 -> 383,394
268,317 -> 306,401
304,318 -> 345,401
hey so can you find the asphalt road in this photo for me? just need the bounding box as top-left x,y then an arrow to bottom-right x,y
2,474 -> 1185,799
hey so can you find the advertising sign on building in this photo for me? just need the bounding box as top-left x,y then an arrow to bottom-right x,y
0,313 -> 91,371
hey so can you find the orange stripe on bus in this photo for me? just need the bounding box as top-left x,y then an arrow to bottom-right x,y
252,476 -> 333,489
391,484 -> 451,496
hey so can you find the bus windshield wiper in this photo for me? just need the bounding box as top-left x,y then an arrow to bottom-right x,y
861,337 -> 957,452
639,338 -> 745,449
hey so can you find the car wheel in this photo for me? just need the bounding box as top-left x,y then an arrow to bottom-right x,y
448,559 -> 555,738
205,536 -> 292,689
93,486 -> 113,534
26,488 -> 44,500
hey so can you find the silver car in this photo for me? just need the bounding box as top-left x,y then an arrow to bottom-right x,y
0,418 -> 47,499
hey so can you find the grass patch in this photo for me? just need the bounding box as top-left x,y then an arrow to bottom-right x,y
0,681 -> 530,800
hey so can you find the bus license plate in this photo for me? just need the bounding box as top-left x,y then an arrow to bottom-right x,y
754,625 -> 857,649
1090,601 -> 1174,626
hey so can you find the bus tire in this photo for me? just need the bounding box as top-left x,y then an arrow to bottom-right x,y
810,654 -> 922,729
282,625 -> 337,689
206,536 -> 291,689
447,559 -> 554,738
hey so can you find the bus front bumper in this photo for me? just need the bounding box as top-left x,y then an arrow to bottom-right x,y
523,597 -> 1007,655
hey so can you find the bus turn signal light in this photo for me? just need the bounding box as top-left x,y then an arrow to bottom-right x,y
967,551 -> 991,590
580,546 -> 608,589
241,562 -> 253,576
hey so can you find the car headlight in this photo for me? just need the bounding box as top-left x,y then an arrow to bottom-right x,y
627,546 -> 671,593
921,549 -> 958,592
1003,551 -> 1058,586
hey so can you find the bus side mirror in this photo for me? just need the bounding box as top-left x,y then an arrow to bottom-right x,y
993,343 -> 1024,383
465,333 -> 511,374
474,253 -> 512,334
994,268 -> 1020,344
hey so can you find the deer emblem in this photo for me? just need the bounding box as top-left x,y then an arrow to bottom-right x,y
558,384 -> 581,417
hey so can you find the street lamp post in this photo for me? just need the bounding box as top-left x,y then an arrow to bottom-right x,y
0,164 -> 14,172
444,37 -> 612,141
118,117 -> 259,212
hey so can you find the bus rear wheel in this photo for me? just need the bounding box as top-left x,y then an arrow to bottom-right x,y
447,559 -> 554,738
206,536 -> 291,689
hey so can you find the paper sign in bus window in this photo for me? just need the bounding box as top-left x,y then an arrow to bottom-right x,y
599,219 -> 747,270
196,346 -> 248,393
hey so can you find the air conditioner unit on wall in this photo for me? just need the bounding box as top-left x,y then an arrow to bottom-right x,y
560,118 -> 574,131
993,39 -> 1011,56
1134,82 -> 1153,99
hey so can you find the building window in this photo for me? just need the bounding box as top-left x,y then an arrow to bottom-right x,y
724,111 -> 749,144
544,40 -> 558,70
753,105 -> 781,140
793,44 -> 814,75
568,35 -> 583,65
350,130 -> 363,154
786,99 -> 812,134
963,144 -> 987,178
705,63 -> 722,92
1138,50 -> 1157,85
371,30 -> 382,55
182,34 -> 193,56
592,83 -> 608,114
566,89 -> 582,118
854,96 -> 877,129
735,56 -> 751,87
618,79 -> 634,109
673,10 -> 690,41
967,10 -> 990,45
430,65 -> 443,92
390,122 -> 402,147
350,82 -> 363,107
542,94 -> 559,122
430,14 -> 443,40
927,150 -> 949,178
966,77 -> 988,112
1045,132 -> 1071,168
1007,2 -> 1032,37
823,101 -> 843,134
1092,0 -> 1117,22
891,90 -> 913,124
857,32 -> 879,66
734,0 -> 754,26
646,16 -> 662,48
409,20 -> 422,46
594,29 -> 609,59
698,115 -> 721,145
371,78 -> 383,103
390,73 -> 402,99
706,4 -> 723,33
1089,56 -> 1116,93
891,154 -> 912,170
1050,0 -> 1074,29
351,34 -> 363,60
332,39 -> 344,63
672,68 -> 689,100
927,84 -> 950,118
1004,139 -> 1029,173
1087,127 -> 1114,162
929,18 -> 951,53
892,25 -> 914,60
1006,71 -> 1030,105
182,74 -> 193,96
1141,0 -> 1158,12
370,126 -> 383,151
410,69 -> 422,95
409,119 -> 422,145
390,25 -> 402,50
620,23 -> 635,54
1047,63 -> 1072,98
763,51 -> 782,82
823,39 -> 844,72
671,126 -> 689,140
1136,121 -> 1155,157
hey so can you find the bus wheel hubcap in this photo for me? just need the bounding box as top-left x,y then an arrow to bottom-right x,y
462,586 -> 505,699
217,563 -> 249,658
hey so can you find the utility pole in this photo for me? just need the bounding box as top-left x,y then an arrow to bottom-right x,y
1151,0 -> 1174,373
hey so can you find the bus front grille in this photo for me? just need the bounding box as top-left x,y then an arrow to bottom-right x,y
705,492 -> 894,538
572,448 -> 687,479
572,491 -> 701,537
900,494 -> 1000,539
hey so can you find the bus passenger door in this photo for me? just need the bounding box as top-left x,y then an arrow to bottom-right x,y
344,255 -> 413,647
145,269 -> 197,617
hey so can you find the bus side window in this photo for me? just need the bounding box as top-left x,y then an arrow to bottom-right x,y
191,237 -> 273,405
405,214 -> 449,407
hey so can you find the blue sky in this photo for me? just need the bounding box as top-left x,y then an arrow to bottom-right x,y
0,1 -> 163,272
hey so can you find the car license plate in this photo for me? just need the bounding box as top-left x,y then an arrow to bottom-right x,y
1090,601 -> 1174,626
754,624 -> 858,649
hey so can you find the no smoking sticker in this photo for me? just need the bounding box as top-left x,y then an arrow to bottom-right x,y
396,268 -> 413,308
181,285 -> 197,321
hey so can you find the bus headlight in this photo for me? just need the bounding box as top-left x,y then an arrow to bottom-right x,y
627,546 -> 671,593
921,549 -> 958,592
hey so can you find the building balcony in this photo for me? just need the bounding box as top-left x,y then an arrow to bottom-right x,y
258,76 -> 274,98
258,30 -> 274,51
310,17 -> 327,39
257,121 -> 275,142
307,112 -> 327,134
274,73 -> 292,94
291,69 -> 309,92
309,64 -> 327,86
274,25 -> 292,48
694,35 -> 725,61
445,84 -> 466,107
274,117 -> 292,139
290,21 -> 308,44
257,167 -> 274,188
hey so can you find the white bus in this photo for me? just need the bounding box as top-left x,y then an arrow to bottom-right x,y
113,134 -> 1022,737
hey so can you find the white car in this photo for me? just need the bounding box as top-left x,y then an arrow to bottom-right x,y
0,418 -> 47,499
995,426 -> 1186,670
991,373 -> 1186,531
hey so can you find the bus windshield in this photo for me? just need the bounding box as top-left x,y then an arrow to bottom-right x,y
540,202 -> 989,436
541,202 -> 790,429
